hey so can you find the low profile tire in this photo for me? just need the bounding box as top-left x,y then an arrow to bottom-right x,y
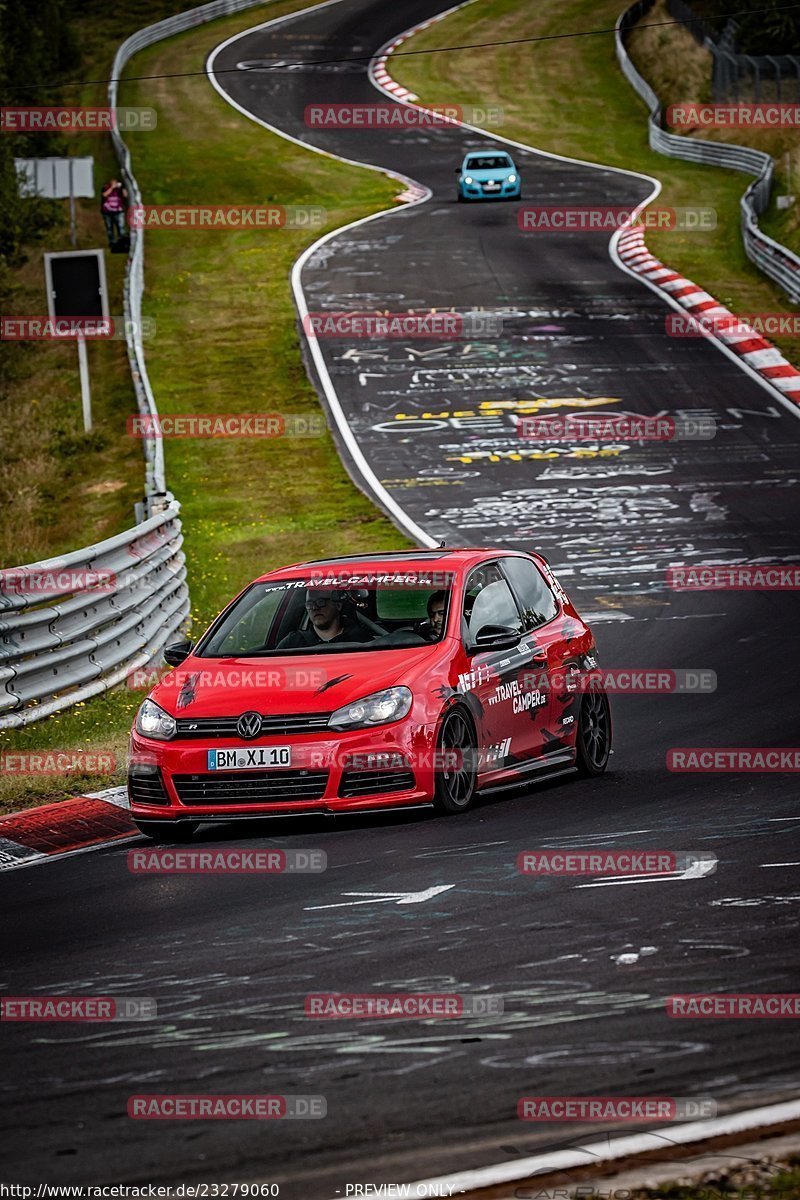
575,690 -> 612,776
432,707 -> 477,814
133,820 -> 199,843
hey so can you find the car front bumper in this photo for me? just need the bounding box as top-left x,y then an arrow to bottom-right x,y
128,723 -> 438,820
459,183 -> 521,200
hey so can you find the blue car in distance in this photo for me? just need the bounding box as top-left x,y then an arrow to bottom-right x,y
456,151 -> 521,201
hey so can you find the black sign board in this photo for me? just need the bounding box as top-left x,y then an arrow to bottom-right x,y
44,250 -> 108,320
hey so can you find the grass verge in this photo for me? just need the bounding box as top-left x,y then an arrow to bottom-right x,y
1,0 -> 411,815
390,0 -> 800,352
0,0 -> 209,569
633,1154 -> 800,1197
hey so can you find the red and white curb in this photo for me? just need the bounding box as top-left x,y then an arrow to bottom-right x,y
616,226 -> 800,403
371,39 -> 418,101
0,786 -> 136,872
373,5 -> 800,408
372,5 -> 465,209
364,33 -> 430,203
371,7 -> 465,104
394,182 -> 429,203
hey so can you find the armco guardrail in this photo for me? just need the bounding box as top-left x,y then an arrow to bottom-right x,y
616,0 -> 800,303
0,507 -> 188,728
0,1 -> 272,728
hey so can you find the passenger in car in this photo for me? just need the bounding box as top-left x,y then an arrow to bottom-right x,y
418,590 -> 448,641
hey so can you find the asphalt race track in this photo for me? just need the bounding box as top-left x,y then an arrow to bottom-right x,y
3,0 -> 800,1193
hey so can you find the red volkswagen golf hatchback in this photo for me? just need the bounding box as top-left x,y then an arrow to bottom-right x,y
129,549 -> 611,839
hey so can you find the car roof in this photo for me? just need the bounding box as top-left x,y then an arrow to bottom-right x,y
463,150 -> 512,160
254,548 -> 543,583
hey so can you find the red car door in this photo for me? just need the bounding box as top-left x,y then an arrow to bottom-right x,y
456,560 -> 547,779
500,555 -> 589,755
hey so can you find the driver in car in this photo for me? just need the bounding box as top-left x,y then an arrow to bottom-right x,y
277,588 -> 374,648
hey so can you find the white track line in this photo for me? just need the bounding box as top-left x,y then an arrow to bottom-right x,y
379,1099 -> 800,1199
206,1 -> 437,547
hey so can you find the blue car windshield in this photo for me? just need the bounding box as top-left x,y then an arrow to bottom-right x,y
465,156 -> 512,170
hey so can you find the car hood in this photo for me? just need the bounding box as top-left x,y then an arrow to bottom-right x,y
463,168 -> 514,181
148,645 -> 440,718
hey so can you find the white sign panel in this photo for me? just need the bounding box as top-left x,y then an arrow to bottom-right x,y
15,157 -> 94,199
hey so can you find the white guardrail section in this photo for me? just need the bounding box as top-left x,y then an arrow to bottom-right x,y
617,0 -> 800,303
0,513 -> 188,727
0,0 -> 270,728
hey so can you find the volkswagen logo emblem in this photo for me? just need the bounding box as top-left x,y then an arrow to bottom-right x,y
237,711 -> 262,739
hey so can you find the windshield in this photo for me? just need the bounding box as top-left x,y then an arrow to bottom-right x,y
464,155 -> 512,170
198,572 -> 455,656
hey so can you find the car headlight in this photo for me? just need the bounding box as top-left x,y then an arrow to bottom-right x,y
463,176 -> 473,184
136,698 -> 176,741
328,686 -> 413,731
507,174 -> 517,183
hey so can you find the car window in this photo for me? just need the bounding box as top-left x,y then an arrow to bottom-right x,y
198,575 -> 455,656
465,155 -> 512,170
462,563 -> 523,643
501,557 -> 558,631
210,585 -> 289,655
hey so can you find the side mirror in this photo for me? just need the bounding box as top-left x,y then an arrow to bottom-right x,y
454,167 -> 462,174
163,639 -> 194,667
470,624 -> 522,653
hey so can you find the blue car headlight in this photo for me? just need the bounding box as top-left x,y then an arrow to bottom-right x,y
463,176 -> 474,185
507,174 -> 517,183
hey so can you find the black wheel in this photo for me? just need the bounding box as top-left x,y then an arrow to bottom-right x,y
133,820 -> 199,843
457,192 -> 465,203
575,690 -> 612,776
432,707 -> 477,814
